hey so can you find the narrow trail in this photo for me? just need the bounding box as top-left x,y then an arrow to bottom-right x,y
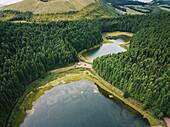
49,61 -> 123,96
49,61 -> 92,73
49,61 -> 164,127
6,61 -> 166,127
164,117 -> 170,127
4,80 -> 36,127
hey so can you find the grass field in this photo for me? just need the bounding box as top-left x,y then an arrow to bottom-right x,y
123,6 -> 145,15
3,0 -> 95,14
31,2 -> 117,21
159,5 -> 170,12
1,0 -> 169,22
120,4 -> 169,15
0,1 -> 118,22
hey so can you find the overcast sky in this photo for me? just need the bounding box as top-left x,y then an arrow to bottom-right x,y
0,0 -> 154,4
138,0 -> 153,2
0,0 -> 153,6
0,0 -> 23,5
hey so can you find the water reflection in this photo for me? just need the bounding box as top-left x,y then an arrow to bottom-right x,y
83,43 -> 126,62
83,35 -> 130,62
20,79 -> 149,127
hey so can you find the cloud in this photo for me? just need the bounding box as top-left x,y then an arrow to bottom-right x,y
0,0 -> 23,5
137,0 -> 153,2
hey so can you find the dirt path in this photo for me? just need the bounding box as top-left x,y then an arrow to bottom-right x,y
49,61 -> 166,127
49,61 -> 121,94
164,117 -> 170,127
49,61 -> 123,95
4,80 -> 36,127
6,61 -> 90,127
6,61 -> 166,127
49,61 -> 92,73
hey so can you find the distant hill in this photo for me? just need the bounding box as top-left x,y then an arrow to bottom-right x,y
0,1 -> 118,22
3,0 -> 95,14
106,0 -> 170,15
1,0 -> 170,22
153,0 -> 170,5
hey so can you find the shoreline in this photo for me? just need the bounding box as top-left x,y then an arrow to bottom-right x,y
7,31 -> 167,127
78,44 -> 101,63
79,32 -> 133,62
9,69 -> 89,127
9,64 -> 167,127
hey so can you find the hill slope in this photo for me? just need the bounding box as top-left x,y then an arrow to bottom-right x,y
107,0 -> 170,15
0,1 -> 118,22
3,0 -> 95,14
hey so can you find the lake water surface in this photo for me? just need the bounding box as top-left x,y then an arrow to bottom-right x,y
20,79 -> 149,127
83,35 -> 130,62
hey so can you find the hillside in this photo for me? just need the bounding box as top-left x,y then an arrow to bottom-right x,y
108,0 -> 170,15
0,1 -> 118,22
1,0 -> 170,22
3,0 -> 95,14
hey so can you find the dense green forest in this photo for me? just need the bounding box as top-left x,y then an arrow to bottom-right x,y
0,20 -> 102,126
93,13 -> 170,118
3,10 -> 33,21
0,12 -> 170,126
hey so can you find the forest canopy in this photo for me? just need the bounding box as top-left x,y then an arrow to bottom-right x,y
0,19 -> 102,126
93,13 -> 170,118
0,12 -> 170,126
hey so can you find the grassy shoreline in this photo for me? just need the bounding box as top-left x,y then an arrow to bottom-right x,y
8,32 -> 166,127
78,32 -> 133,62
78,32 -> 166,127
9,68 -> 87,127
102,31 -> 133,49
94,74 -> 166,126
10,67 -> 116,127
9,67 -> 166,127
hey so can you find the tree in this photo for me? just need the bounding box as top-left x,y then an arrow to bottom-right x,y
142,104 -> 148,110
158,112 -> 164,118
123,91 -> 129,98
167,108 -> 170,117
154,108 -> 161,116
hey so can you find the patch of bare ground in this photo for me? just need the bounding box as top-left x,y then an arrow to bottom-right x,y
48,61 -> 92,74
164,117 -> 170,127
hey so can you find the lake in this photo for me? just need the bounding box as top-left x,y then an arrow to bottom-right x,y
20,79 -> 149,127
82,35 -> 131,62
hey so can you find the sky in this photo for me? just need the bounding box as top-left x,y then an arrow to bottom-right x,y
0,0 -> 154,4
0,0 -> 153,7
137,0 -> 153,2
0,0 -> 23,6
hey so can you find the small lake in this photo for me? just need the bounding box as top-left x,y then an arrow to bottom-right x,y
20,79 -> 149,127
83,35 -> 131,62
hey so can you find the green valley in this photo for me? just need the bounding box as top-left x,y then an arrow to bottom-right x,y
0,0 -> 170,127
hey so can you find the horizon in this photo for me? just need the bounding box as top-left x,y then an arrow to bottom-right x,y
0,0 -> 23,7
0,0 -> 153,7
